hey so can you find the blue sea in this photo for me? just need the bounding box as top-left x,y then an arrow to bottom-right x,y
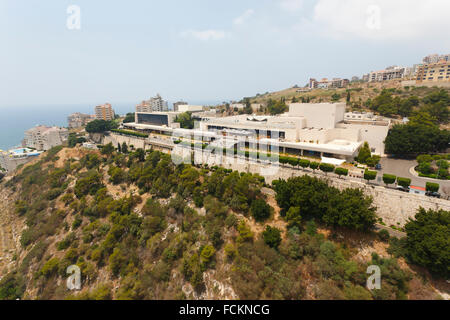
0,100 -> 223,150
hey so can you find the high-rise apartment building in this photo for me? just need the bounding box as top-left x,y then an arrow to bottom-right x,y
136,94 -> 169,113
22,126 -> 69,151
416,60 -> 450,83
423,53 -> 450,64
95,103 -> 115,121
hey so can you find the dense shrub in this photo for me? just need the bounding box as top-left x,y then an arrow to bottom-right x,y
404,208 -> 449,278
425,182 -> 440,192
262,226 -> 282,249
397,177 -> 411,188
382,174 -> 396,186
250,199 -> 271,222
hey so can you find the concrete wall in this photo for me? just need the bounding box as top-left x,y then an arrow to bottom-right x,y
173,148 -> 450,227
337,123 -> 390,156
289,103 -> 346,129
103,133 -> 148,150
0,154 -> 40,172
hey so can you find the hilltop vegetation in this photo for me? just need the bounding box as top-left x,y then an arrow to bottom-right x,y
245,81 -> 450,123
0,144 -> 448,300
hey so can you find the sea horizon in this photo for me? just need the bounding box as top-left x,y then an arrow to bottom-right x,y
0,100 -> 225,150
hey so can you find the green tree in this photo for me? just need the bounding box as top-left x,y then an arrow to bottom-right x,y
319,163 -> 335,175
323,188 -> 377,231
123,113 -> 135,123
85,120 -> 117,133
299,159 -> 310,170
425,182 -> 439,193
285,206 -> 302,229
364,170 -> 377,183
101,143 -> 115,156
334,167 -> 348,178
384,114 -> 449,156
309,162 -> 319,171
382,174 -> 396,187
267,99 -> 288,115
397,177 -> 411,189
356,142 -> 371,164
175,112 -> 195,129
0,272 -> 26,300
250,199 -> 271,222
200,245 -> 216,267
262,226 -> 282,249
121,142 -> 128,154
404,208 -> 449,278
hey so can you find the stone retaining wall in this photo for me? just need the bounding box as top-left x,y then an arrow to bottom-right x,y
177,148 -> 450,227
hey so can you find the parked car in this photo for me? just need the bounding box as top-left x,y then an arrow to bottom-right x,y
375,163 -> 382,170
426,191 -> 441,198
396,186 -> 409,193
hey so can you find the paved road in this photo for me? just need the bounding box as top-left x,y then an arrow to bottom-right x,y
378,158 -> 450,191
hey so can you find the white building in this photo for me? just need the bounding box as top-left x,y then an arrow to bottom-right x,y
68,112 -> 95,129
136,94 -> 169,113
0,148 -> 43,172
22,126 -> 69,151
423,53 -> 450,64
124,103 -> 391,161
177,105 -> 204,113
368,66 -> 405,82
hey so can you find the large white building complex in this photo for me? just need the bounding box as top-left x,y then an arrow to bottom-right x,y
122,103 -> 391,162
22,126 -> 69,151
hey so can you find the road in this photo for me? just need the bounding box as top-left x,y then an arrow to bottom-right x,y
374,223 -> 406,239
378,158 -> 450,191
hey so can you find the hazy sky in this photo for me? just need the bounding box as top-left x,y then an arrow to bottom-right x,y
1,0 -> 450,108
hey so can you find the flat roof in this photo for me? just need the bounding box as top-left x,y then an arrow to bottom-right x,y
122,123 -> 216,137
254,138 -> 362,156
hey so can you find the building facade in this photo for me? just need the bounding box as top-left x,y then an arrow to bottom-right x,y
124,103 -> 391,161
22,126 -> 69,151
368,66 -> 405,82
309,78 -> 349,89
423,53 -> 450,64
136,94 -> 169,113
173,101 -> 188,112
0,148 -> 43,172
68,112 -> 95,128
416,60 -> 450,83
95,103 -> 115,121
177,105 -> 204,113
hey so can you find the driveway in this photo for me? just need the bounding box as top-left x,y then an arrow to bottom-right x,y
378,158 -> 450,191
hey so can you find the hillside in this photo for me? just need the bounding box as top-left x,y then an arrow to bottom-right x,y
0,145 -> 448,300
249,80 -> 450,111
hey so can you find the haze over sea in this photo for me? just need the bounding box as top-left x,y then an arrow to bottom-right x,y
0,100 -> 222,150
